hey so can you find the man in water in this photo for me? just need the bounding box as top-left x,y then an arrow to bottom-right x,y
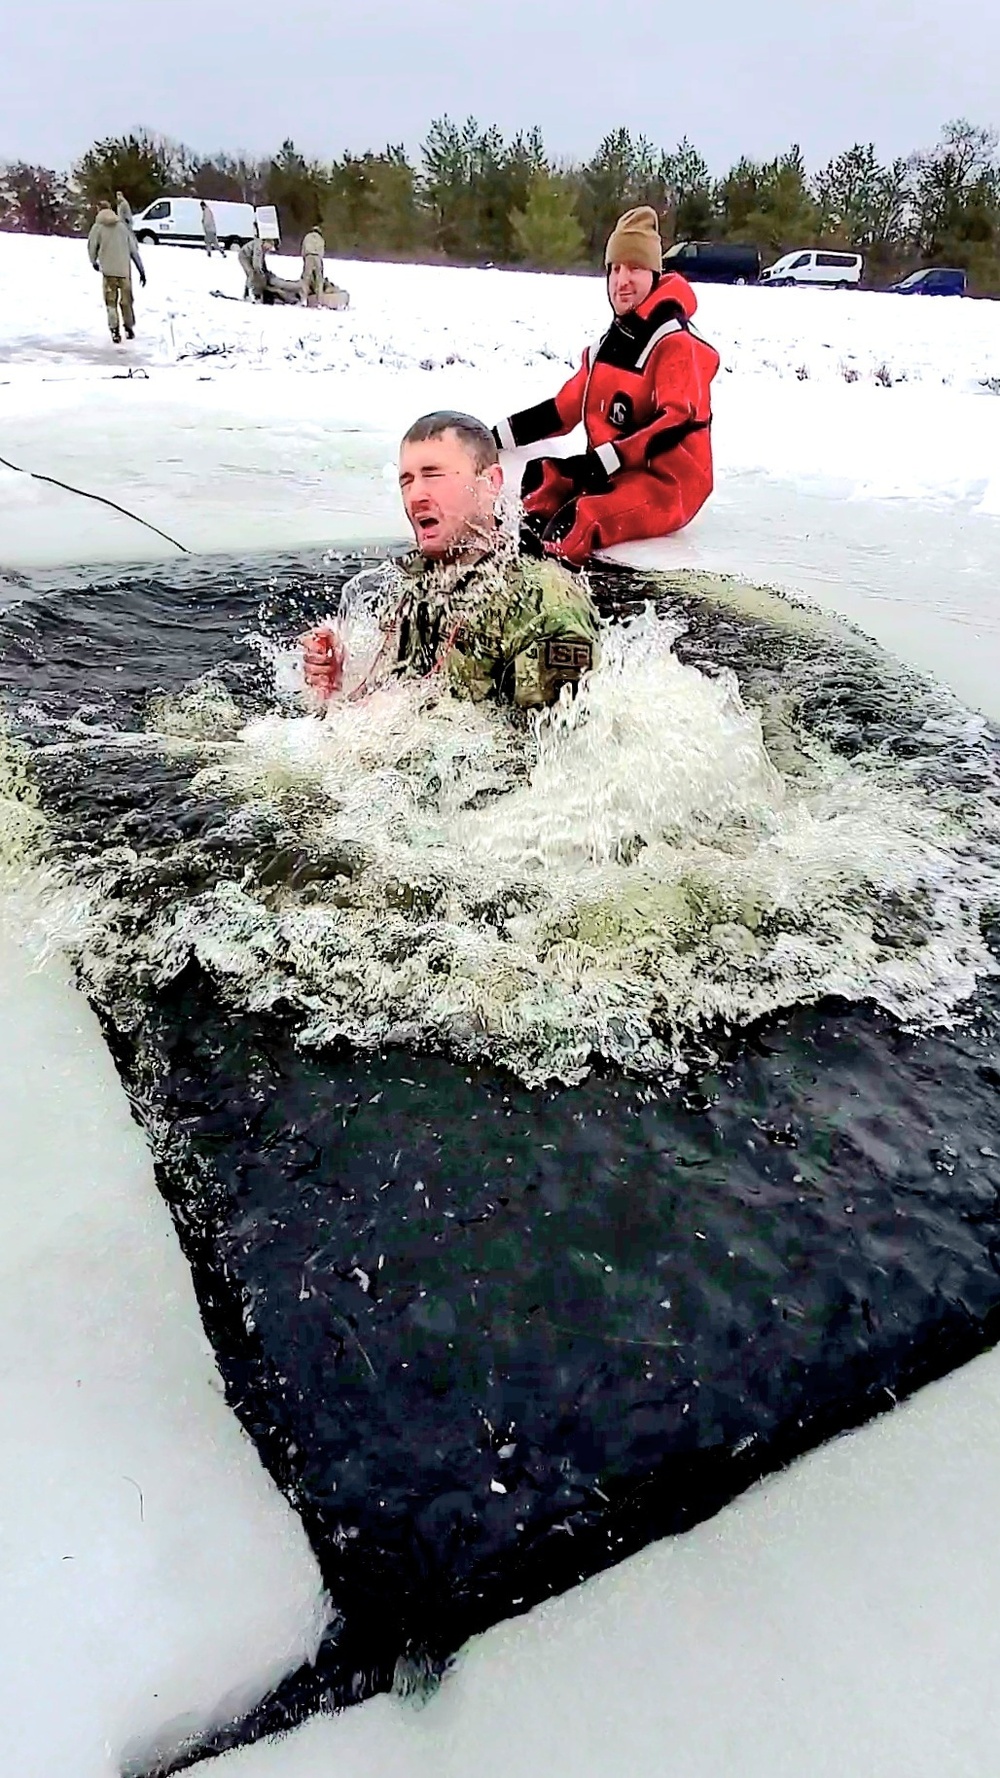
303,412 -> 599,710
492,206 -> 720,564
87,201 -> 147,343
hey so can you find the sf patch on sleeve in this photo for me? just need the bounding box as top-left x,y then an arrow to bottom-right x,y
544,636 -> 594,675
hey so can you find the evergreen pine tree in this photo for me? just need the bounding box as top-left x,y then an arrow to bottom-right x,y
421,116 -> 482,257
660,138 -> 714,241
367,146 -> 426,255
72,130 -> 180,219
578,129 -> 674,257
324,147 -> 427,258
511,171 -> 585,267
265,140 -> 328,245
717,147 -> 819,254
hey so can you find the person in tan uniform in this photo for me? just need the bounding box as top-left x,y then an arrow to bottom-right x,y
87,203 -> 146,342
200,199 -> 221,255
238,231 -> 268,300
300,226 -> 325,307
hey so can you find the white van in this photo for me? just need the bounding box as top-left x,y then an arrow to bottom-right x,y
131,197 -> 271,249
760,249 -> 863,289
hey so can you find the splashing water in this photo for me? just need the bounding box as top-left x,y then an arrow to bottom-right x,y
0,717 -> 96,961
51,578 -> 998,1088
0,720 -> 44,878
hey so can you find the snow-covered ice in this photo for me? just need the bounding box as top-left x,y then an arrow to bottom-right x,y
195,1344 -> 1000,1778
0,932 -> 326,1778
3,235 -> 1000,713
4,235 -> 1000,397
3,229 -> 1000,1776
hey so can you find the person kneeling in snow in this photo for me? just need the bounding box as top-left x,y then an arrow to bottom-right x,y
238,231 -> 269,301
87,201 -> 147,343
303,411 -> 599,711
492,206 -> 720,565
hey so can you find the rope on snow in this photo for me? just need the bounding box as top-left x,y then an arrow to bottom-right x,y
0,451 -> 190,554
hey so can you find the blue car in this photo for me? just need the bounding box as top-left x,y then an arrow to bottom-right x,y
890,267 -> 967,296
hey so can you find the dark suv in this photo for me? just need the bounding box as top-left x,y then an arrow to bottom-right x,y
889,267 -> 967,296
662,241 -> 762,284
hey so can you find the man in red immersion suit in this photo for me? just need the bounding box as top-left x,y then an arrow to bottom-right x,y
492,206 -> 720,565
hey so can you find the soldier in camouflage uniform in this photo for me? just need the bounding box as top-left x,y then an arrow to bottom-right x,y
238,232 -> 268,301
87,203 -> 147,342
386,535 -> 597,708
303,412 -> 599,711
300,226 -> 325,307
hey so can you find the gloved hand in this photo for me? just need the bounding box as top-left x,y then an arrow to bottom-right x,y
139,269 -> 147,288
560,451 -> 613,496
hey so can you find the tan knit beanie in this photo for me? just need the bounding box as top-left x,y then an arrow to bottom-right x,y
605,206 -> 663,272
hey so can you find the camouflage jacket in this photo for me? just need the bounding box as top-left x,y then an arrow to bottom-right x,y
389,535 -> 600,709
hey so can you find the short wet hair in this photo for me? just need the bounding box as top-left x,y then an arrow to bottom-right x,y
401,411 -> 498,474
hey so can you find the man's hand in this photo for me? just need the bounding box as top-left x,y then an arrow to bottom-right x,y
139,269 -> 147,288
560,452 -> 613,496
301,625 -> 346,701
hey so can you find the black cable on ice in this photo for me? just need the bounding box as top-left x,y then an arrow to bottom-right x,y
0,452 -> 190,554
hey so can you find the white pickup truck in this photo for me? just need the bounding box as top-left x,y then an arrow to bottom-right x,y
131,198 -> 279,248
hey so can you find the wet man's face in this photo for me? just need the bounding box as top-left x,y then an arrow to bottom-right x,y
398,431 -> 504,560
608,263 -> 656,316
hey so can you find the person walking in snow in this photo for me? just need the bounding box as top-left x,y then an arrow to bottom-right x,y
87,202 -> 146,343
115,190 -> 133,230
492,207 -> 720,565
200,199 -> 221,255
300,225 -> 325,307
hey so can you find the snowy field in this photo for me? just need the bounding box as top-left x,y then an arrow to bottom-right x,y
2,236 -> 1000,712
3,230 -> 1000,1777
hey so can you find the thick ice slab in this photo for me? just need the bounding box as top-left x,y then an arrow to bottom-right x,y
199,1341 -> 1000,1778
0,931 -> 326,1778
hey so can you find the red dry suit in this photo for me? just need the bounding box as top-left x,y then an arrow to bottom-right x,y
494,274 -> 720,565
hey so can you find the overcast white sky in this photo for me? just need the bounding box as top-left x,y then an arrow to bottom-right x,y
4,0 -> 998,174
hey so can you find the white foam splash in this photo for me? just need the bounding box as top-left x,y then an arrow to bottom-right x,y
64,600 -> 997,1086
0,719 -> 99,964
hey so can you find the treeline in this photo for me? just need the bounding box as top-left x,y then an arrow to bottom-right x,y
4,117 -> 1000,290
